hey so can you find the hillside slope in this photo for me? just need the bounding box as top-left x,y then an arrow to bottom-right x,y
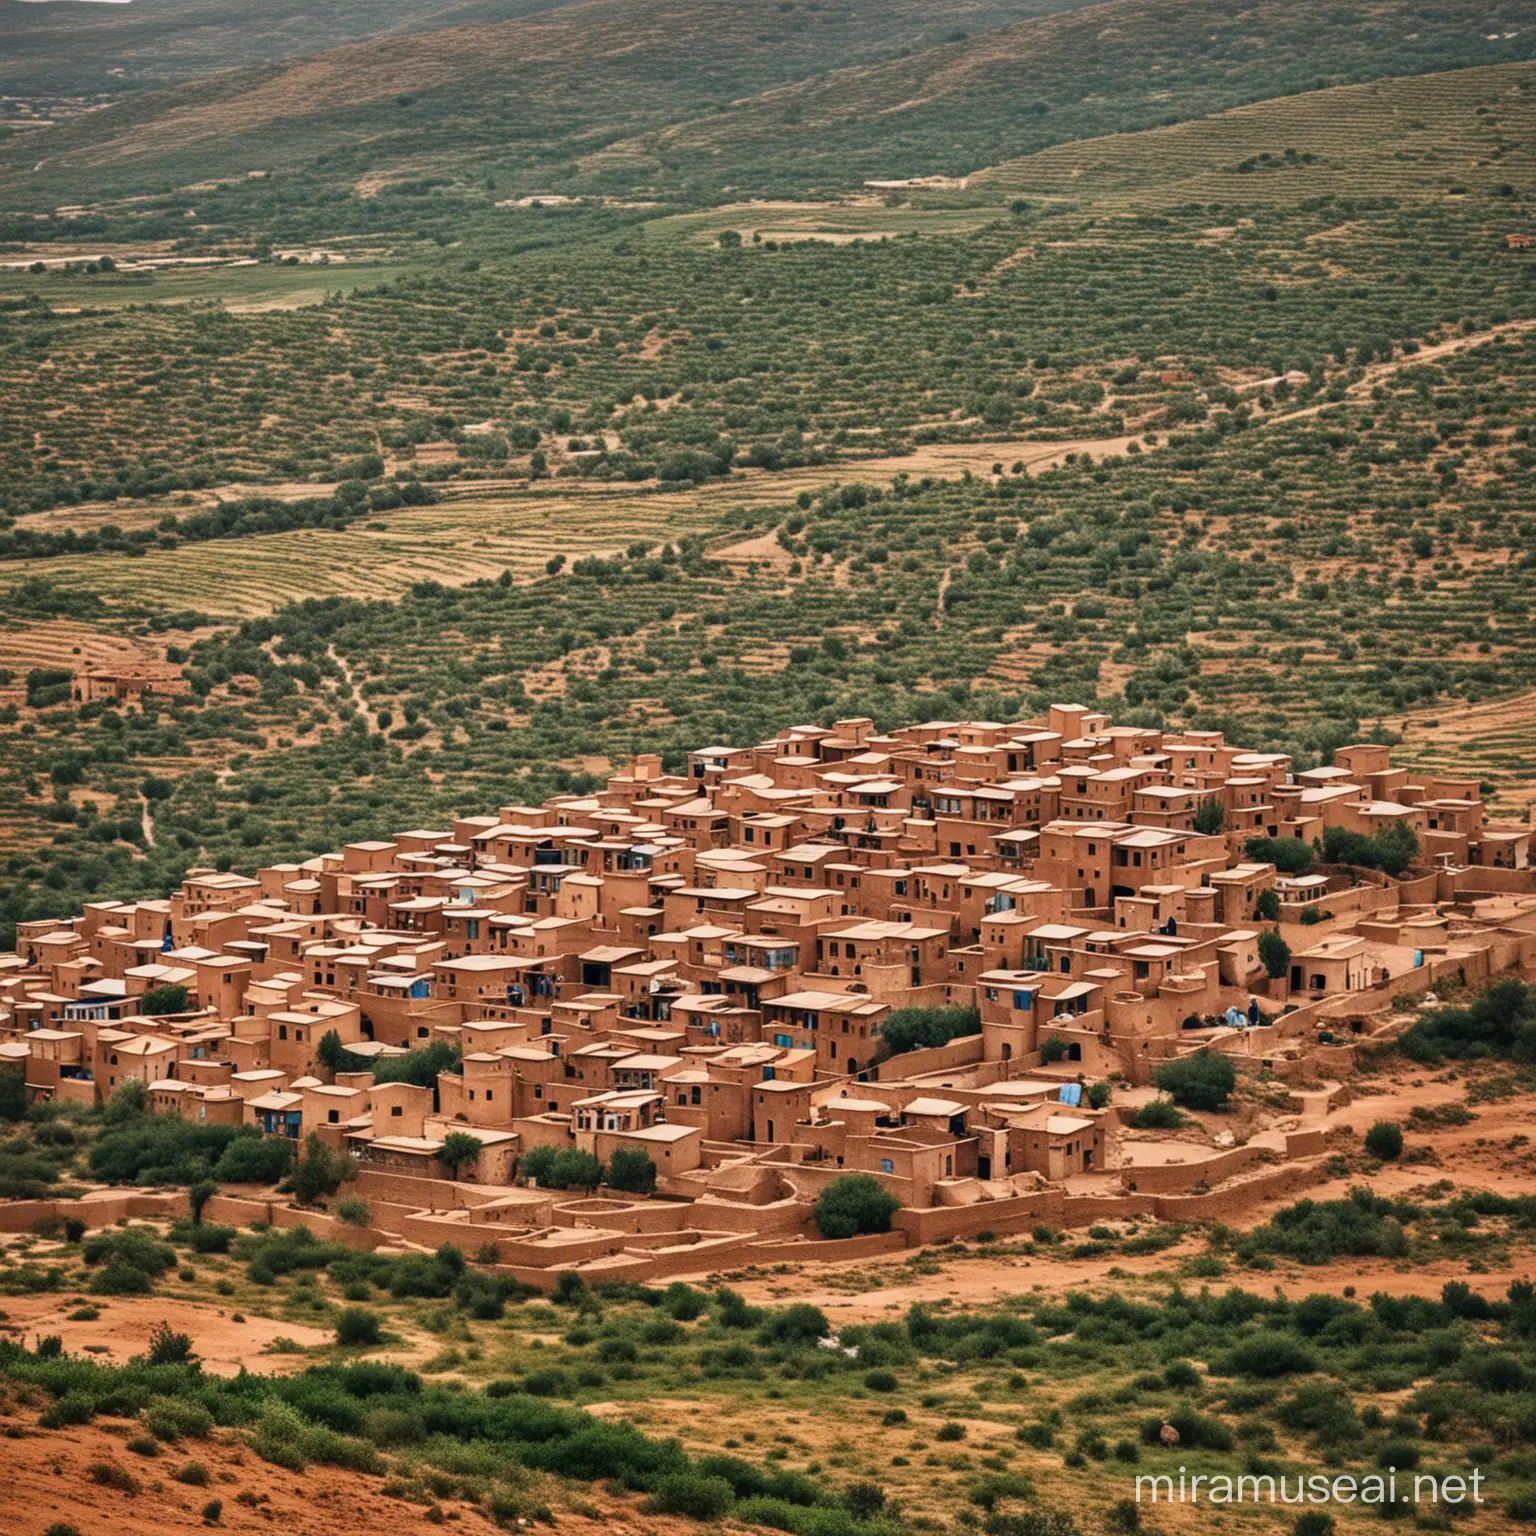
0,0 -> 581,105
623,0 -> 1536,194
971,59 -> 1536,207
0,1407 -> 702,1536
0,0 -> 1104,204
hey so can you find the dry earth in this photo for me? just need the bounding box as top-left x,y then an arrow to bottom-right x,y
0,1293 -> 331,1378
0,1412 -> 703,1536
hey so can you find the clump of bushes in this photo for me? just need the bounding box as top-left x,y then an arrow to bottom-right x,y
335,1307 -> 383,1347
880,1004 -> 981,1056
813,1175 -> 900,1239
1128,1099 -> 1184,1129
1154,1051 -> 1236,1111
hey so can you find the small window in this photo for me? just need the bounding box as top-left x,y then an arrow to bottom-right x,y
880,1158 -> 894,1174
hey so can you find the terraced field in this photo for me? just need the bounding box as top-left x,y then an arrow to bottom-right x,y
1392,691 -> 1536,812
973,60 -> 1536,208
2,0 -> 1534,952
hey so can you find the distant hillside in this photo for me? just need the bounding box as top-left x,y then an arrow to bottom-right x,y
0,0 -> 582,103
972,60 -> 1536,208
0,0 -> 1104,205
624,0 -> 1536,196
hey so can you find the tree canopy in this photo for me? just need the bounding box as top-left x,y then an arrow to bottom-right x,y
813,1174 -> 901,1239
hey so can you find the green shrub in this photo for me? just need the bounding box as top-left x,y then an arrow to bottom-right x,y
864,1369 -> 898,1393
647,1473 -> 734,1519
1154,1051 -> 1236,1112
1217,1332 -> 1317,1379
761,1304 -> 831,1347
606,1147 -> 657,1195
146,1321 -> 196,1367
336,1307 -> 383,1347
1400,980 -> 1536,1063
334,1196 -> 372,1227
1128,1098 -> 1184,1129
286,1133 -> 355,1203
88,1460 -> 141,1494
881,1004 -> 981,1056
144,1396 -> 215,1441
213,1132 -> 293,1185
1259,929 -> 1291,980
1364,1121 -> 1404,1160
842,1481 -> 886,1518
139,983 -> 190,1016
812,1175 -> 900,1239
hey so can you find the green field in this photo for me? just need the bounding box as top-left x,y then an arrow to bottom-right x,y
0,0 -> 1534,957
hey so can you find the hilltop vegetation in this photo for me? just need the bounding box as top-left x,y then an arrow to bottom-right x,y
3,154 -> 1530,521
0,0 -> 583,106
635,0 -> 1536,197
5,316 -> 1536,941
0,0 -> 1101,209
0,0 -> 1533,940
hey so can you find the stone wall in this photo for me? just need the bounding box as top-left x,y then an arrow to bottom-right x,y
873,1033 -> 985,1081
1118,1145 -> 1266,1195
0,1191 -> 184,1232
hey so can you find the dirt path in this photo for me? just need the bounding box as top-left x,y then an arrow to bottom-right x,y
1267,317 -> 1536,427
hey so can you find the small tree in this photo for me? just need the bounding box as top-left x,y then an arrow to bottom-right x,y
0,1068 -> 28,1122
1364,1121 -> 1403,1161
1371,823 -> 1420,879
317,1029 -> 367,1077
1259,928 -> 1292,981
187,1179 -> 218,1226
520,1144 -> 558,1184
286,1133 -> 355,1204
1255,888 -> 1280,921
880,1004 -> 981,1056
101,1079 -> 149,1127
145,1320 -> 197,1367
1039,1034 -> 1068,1063
813,1174 -> 901,1239
549,1149 -> 603,1192
438,1132 -> 482,1179
213,1132 -> 292,1185
1154,1050 -> 1237,1112
606,1147 -> 657,1195
1245,836 -> 1314,875
139,984 -> 190,1017
1193,799 -> 1225,835
1130,1099 -> 1184,1130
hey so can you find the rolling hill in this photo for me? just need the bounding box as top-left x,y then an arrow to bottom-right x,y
971,59 -> 1536,209
621,0 -> 1536,196
0,0 -> 1105,205
0,0 -> 584,103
